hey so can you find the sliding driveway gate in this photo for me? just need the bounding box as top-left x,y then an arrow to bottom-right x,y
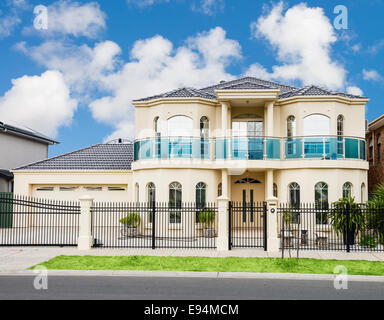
0,194 -> 80,246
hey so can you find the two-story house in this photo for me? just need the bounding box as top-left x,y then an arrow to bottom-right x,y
0,121 -> 58,192
12,77 -> 369,209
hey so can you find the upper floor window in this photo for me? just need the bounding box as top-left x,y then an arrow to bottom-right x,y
369,137 -> 373,159
303,114 -> 330,136
337,115 -> 344,137
200,117 -> 209,139
377,134 -> 381,163
153,117 -> 160,137
168,116 -> 193,137
287,116 -> 296,137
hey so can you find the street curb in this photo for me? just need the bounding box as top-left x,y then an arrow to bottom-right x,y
1,270 -> 384,282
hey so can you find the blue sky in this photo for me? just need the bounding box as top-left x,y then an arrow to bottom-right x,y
0,0 -> 383,157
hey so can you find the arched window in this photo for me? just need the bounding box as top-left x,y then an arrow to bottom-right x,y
342,182 -> 352,199
168,116 -> 193,137
337,115 -> 344,137
273,183 -> 278,198
200,117 -> 209,139
287,116 -> 296,137
153,117 -> 160,136
289,183 -> 300,208
337,115 -> 344,154
135,183 -> 139,203
303,114 -> 330,136
288,183 -> 300,223
361,183 -> 366,203
147,183 -> 156,203
369,137 -> 373,159
315,182 -> 328,224
377,134 -> 381,163
196,182 -> 206,210
169,182 -> 182,223
218,183 -> 222,197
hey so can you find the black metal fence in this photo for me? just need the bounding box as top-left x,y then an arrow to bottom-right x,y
92,202 -> 217,249
278,203 -> 384,252
0,193 -> 80,246
229,201 -> 267,250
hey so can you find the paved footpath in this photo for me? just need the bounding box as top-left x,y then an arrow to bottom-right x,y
1,247 -> 384,275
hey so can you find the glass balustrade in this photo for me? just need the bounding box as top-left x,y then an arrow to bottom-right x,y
134,136 -> 366,161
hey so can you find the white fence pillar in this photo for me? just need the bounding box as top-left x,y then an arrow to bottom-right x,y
78,196 -> 94,251
217,196 -> 229,251
266,197 -> 279,252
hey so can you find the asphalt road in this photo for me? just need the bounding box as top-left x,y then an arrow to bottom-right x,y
0,276 -> 383,300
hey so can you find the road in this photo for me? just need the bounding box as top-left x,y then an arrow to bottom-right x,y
0,275 -> 383,300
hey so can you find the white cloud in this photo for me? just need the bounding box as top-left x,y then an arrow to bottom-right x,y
363,69 -> 382,82
19,27 -> 240,140
192,0 -> 225,15
0,14 -> 20,38
346,86 -> 363,97
0,70 -> 77,137
248,2 -> 346,90
126,0 -> 169,7
23,0 -> 106,38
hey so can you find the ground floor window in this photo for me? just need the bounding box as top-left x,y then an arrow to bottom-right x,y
315,182 -> 328,224
342,182 -> 352,199
169,182 -> 182,223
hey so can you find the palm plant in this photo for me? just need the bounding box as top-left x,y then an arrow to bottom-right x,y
366,183 -> 384,238
329,197 -> 365,245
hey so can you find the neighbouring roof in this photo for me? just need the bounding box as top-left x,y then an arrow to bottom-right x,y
133,76 -> 367,102
0,169 -> 13,180
0,121 -> 58,145
14,140 -> 134,171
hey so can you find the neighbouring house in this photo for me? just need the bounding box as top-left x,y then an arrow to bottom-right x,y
366,114 -> 384,194
12,77 -> 369,209
0,121 -> 58,193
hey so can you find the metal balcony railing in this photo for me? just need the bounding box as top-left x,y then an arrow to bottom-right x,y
133,135 -> 366,161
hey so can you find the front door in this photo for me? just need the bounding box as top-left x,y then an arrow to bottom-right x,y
241,188 -> 255,224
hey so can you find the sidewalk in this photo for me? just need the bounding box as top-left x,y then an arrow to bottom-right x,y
1,247 -> 384,274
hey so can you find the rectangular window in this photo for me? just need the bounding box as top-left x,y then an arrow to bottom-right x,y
59,186 -> 78,191
36,187 -> 54,191
108,187 -> 126,191
84,187 -> 102,191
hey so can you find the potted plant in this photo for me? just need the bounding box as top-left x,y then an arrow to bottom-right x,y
120,212 -> 141,237
329,197 -> 365,246
198,208 -> 215,238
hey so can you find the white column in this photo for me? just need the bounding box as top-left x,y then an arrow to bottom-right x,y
265,169 -> 274,199
221,102 -> 229,137
78,195 -> 94,251
266,198 -> 279,252
266,101 -> 274,136
217,196 -> 229,251
221,169 -> 228,198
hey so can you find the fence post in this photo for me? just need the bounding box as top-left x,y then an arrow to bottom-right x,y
266,197 -> 279,253
217,196 -> 229,251
346,202 -> 350,253
152,201 -> 156,250
78,195 -> 94,251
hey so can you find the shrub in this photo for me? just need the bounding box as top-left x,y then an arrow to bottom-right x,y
120,212 -> 141,227
198,208 -> 215,226
359,235 -> 377,248
379,234 -> 384,245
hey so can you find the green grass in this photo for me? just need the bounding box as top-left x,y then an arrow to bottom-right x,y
31,255 -> 384,276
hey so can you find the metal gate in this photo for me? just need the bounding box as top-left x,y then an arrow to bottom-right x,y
229,201 -> 267,250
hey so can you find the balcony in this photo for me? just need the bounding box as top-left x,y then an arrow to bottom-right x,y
134,136 -> 366,161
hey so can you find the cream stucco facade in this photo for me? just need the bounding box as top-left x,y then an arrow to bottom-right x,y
12,81 -> 369,207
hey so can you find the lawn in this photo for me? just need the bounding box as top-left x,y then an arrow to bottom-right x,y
31,255 -> 384,276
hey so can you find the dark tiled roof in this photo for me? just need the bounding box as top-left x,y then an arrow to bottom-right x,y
278,85 -> 366,99
135,87 -> 216,102
133,77 -> 366,102
0,121 -> 58,145
15,141 -> 134,171
0,170 -> 13,180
